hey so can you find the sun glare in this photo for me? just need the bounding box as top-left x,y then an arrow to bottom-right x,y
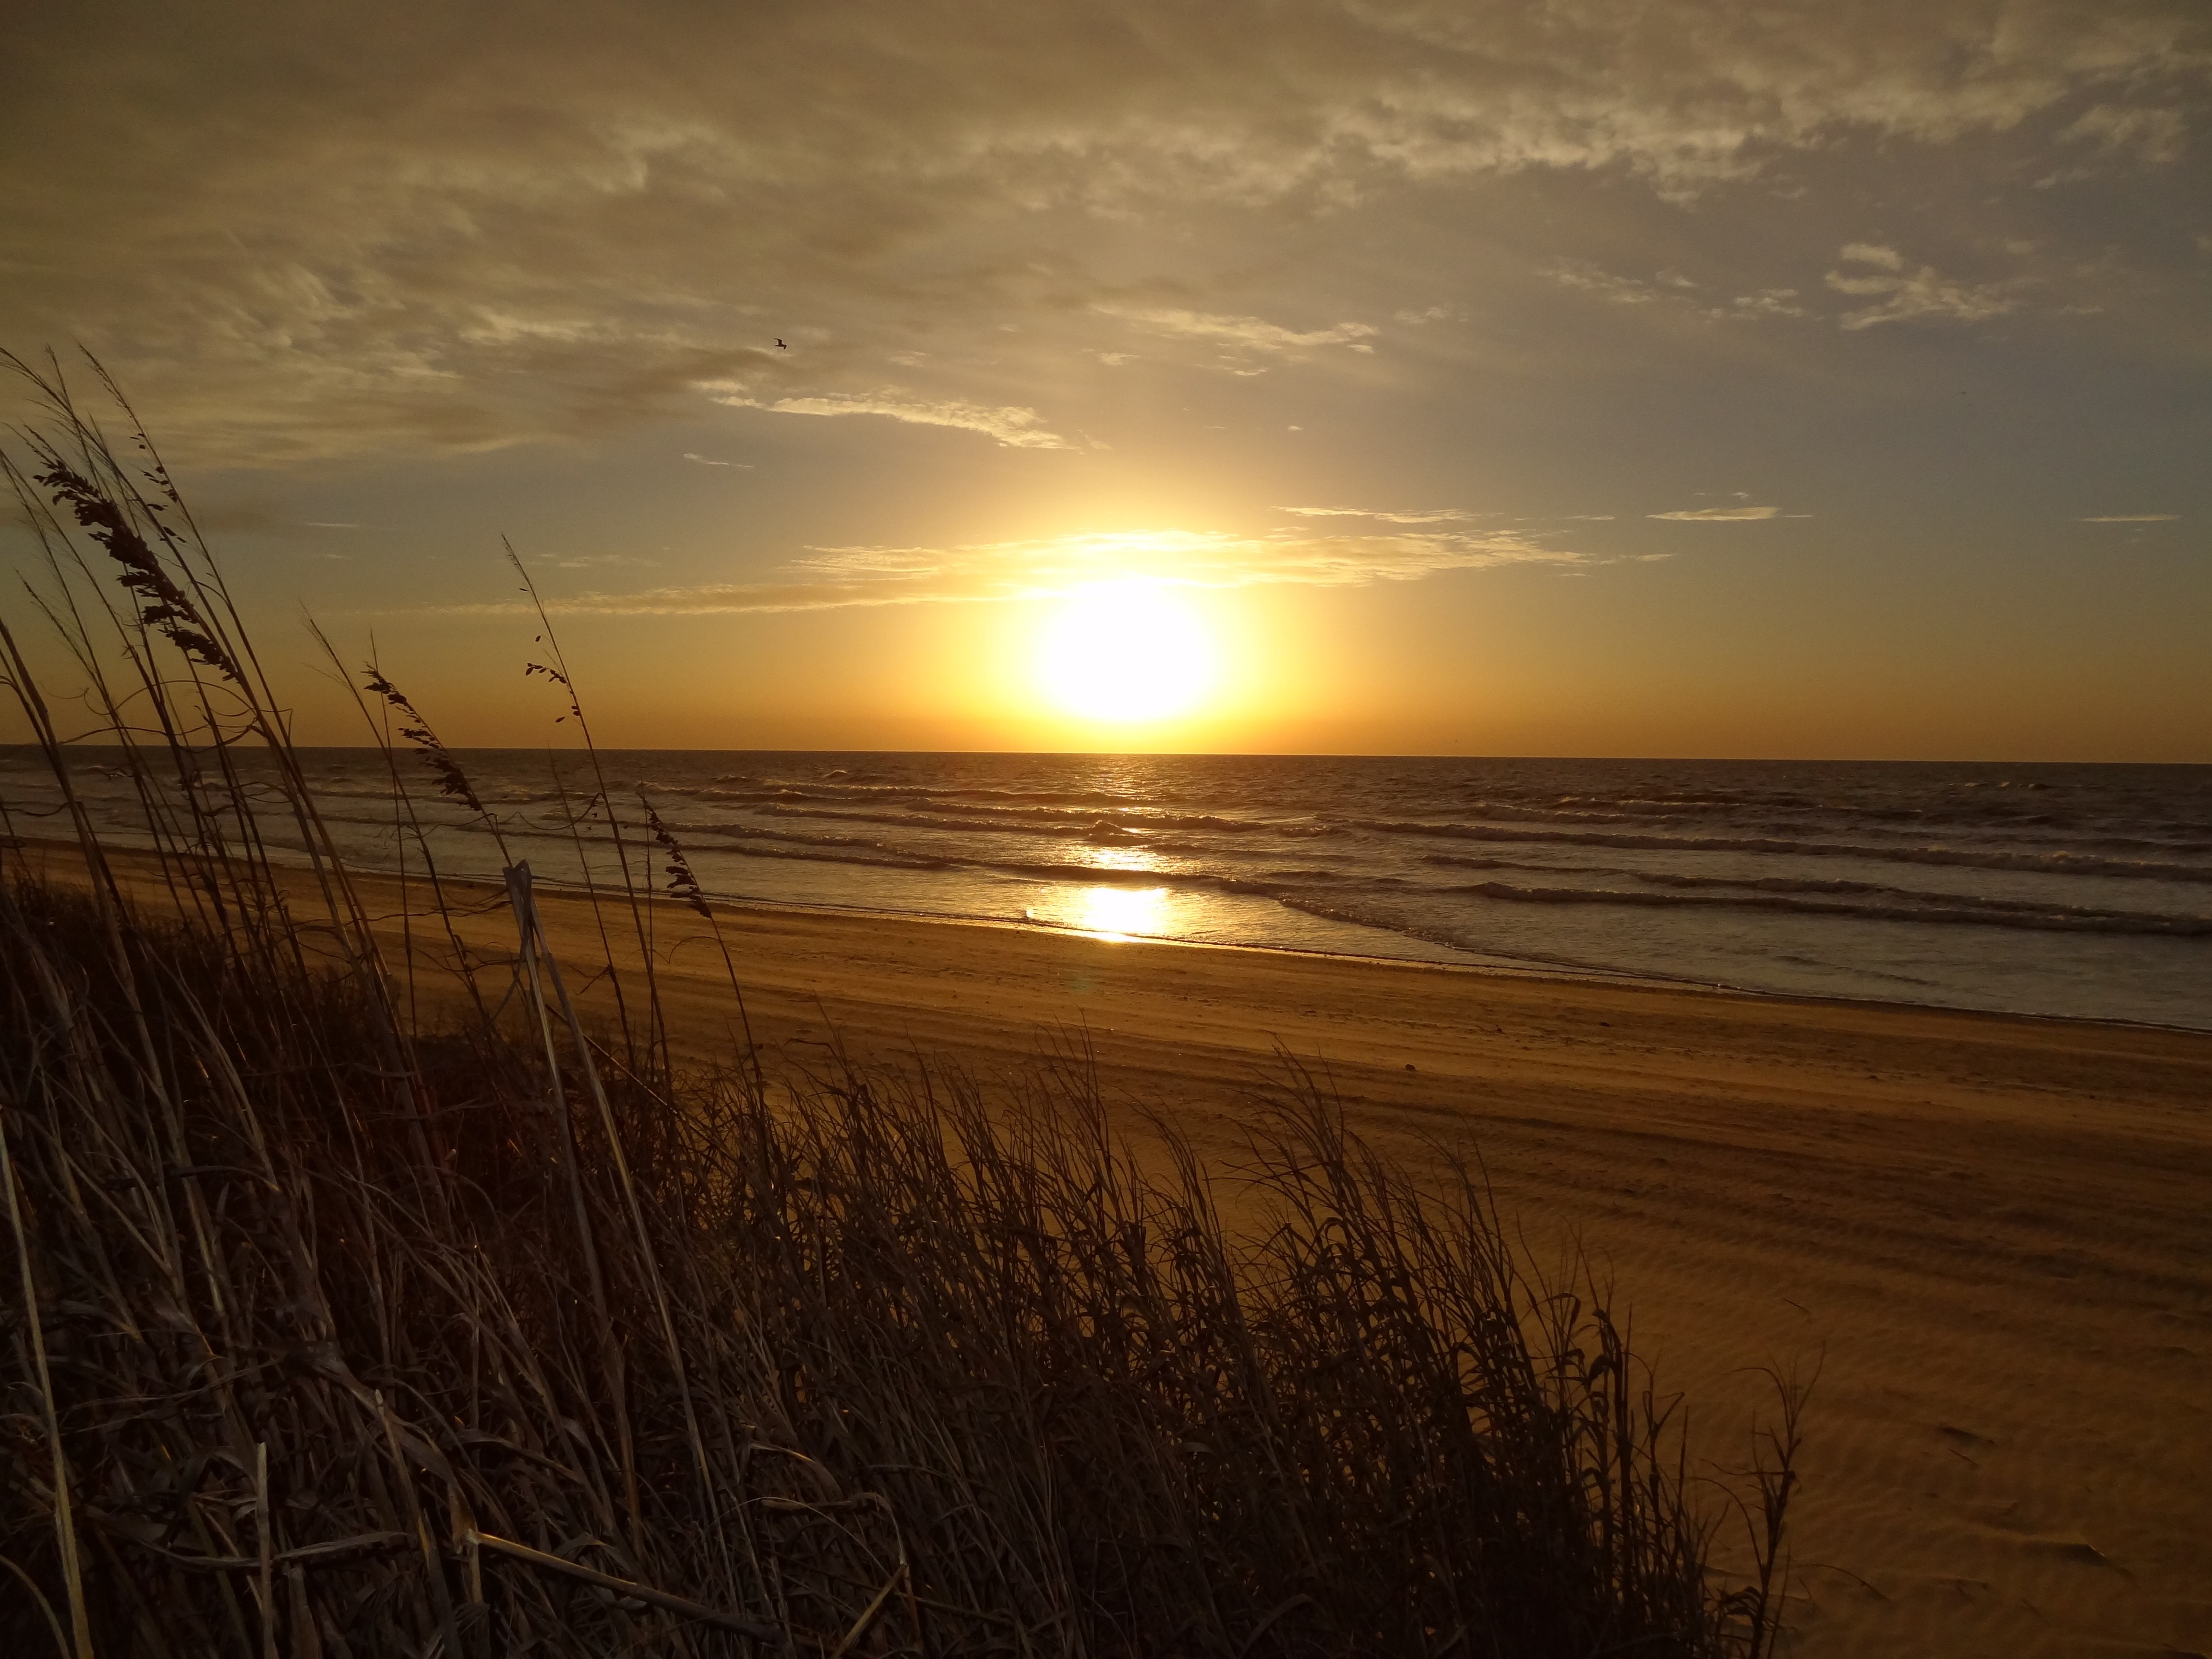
1022,883 -> 1175,940
1034,582 -> 1217,724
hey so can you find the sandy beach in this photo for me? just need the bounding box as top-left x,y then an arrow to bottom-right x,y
31,847 -> 2212,1656
529,887 -> 2212,1659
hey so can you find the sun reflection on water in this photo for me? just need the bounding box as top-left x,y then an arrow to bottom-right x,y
1030,884 -> 1173,941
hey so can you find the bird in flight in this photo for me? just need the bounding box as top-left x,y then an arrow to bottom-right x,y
776,338 -> 787,349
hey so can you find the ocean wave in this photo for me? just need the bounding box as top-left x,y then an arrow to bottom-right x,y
747,802 -> 1121,838
1445,880 -> 2212,937
1422,851 -> 1614,878
701,777 -> 1144,810
1608,866 -> 2140,910
1269,893 -> 1618,976
1433,787 -> 2212,843
643,818 -> 1226,894
677,823 -> 2212,937
713,840 -> 953,872
693,835 -> 1276,900
661,785 -> 2212,862
1356,818 -> 2212,883
1274,895 -> 1485,957
738,799 -> 1326,841
658,817 -> 903,854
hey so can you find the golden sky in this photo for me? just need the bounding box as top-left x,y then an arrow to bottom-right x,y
3,0 -> 2208,757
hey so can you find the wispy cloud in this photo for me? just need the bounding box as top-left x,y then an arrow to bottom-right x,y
418,525 -> 1582,616
1826,245 -> 2023,330
1545,261 -> 1808,322
1838,243 -> 1903,271
1276,505 -> 1483,525
544,553 -> 657,571
1722,289 -> 1811,319
2079,513 -> 2179,522
682,452 -> 750,467
2060,104 -> 2188,165
1100,307 -> 1378,358
706,387 -> 1071,449
1547,242 -> 2034,332
1546,261 -> 1665,305
8,4 -> 2199,465
1649,505 -> 1782,521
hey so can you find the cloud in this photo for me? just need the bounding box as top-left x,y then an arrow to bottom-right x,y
544,552 -> 656,571
420,524 -> 1583,616
2061,104 -> 2188,164
2078,513 -> 2179,522
178,499 -> 289,534
1100,307 -> 1378,358
1723,289 -> 1810,320
1826,248 -> 2025,329
1547,261 -> 1810,323
2,2 -> 2203,463
1838,243 -> 1904,271
1276,505 -> 1481,524
1546,261 -> 1664,306
1649,506 -> 1782,521
706,388 -> 1071,449
681,452 -> 750,468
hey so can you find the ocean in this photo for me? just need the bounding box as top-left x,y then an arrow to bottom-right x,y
9,748 -> 2211,1030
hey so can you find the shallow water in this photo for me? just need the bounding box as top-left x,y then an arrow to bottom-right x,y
9,748 -> 2210,1029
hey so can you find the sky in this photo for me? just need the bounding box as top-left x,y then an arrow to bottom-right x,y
3,0 -> 2208,759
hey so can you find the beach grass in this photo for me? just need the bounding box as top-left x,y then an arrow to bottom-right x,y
0,355 -> 1796,1656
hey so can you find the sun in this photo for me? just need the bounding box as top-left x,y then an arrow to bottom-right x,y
1034,581 -> 1217,724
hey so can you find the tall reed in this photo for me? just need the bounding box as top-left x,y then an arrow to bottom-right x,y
0,359 -> 1797,1657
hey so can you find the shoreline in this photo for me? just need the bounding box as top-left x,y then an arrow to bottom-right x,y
433,855 -> 2212,1040
17,830 -> 2209,1037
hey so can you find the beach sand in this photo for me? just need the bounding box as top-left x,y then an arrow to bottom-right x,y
33,848 -> 2212,1657
531,890 -> 2212,1659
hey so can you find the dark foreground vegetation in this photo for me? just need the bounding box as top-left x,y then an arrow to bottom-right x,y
0,356 -> 1795,1656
